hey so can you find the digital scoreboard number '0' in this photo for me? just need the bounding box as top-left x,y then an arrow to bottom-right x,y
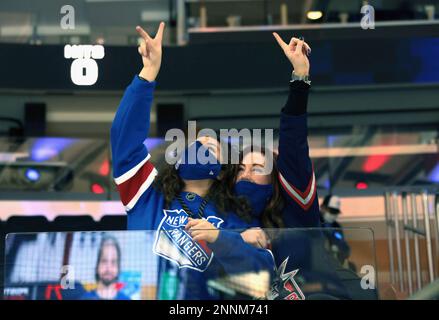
64,44 -> 105,86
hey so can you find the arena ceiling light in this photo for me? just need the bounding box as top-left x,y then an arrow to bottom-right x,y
307,11 -> 323,20
356,181 -> 369,190
25,168 -> 41,182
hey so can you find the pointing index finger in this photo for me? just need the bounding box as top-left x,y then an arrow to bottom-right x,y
273,32 -> 288,51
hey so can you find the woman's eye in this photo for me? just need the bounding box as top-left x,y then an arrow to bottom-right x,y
252,167 -> 264,174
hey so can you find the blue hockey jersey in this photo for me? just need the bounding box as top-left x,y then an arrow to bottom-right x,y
266,84 -> 356,300
277,112 -> 320,228
111,75 -> 274,299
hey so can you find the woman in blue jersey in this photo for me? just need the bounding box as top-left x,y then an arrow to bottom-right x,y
235,35 -> 319,232
111,23 -> 274,299
235,35 -> 359,300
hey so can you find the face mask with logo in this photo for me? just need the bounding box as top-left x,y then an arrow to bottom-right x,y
234,180 -> 273,217
175,141 -> 221,180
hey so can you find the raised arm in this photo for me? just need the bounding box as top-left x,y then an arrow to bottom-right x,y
111,23 -> 165,212
272,33 -> 320,226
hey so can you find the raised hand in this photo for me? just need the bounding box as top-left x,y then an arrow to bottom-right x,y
136,22 -> 165,82
272,32 -> 311,76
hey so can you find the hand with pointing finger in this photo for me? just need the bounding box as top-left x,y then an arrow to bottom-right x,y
136,22 -> 165,82
272,33 -> 311,77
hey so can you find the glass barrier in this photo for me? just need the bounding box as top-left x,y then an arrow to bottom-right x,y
2,227 -> 378,300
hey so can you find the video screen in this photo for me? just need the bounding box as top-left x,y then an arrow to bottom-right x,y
4,231 -> 158,300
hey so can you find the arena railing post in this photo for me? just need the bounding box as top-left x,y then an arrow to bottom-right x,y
422,191 -> 435,284
392,191 -> 404,292
410,193 -> 422,291
402,192 -> 413,295
385,191 -> 396,285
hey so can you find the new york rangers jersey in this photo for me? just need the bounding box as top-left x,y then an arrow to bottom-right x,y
111,75 -> 274,299
267,83 -> 374,300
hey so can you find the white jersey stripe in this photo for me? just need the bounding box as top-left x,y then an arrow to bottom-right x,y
125,167 -> 158,211
114,153 -> 151,185
279,172 -> 315,205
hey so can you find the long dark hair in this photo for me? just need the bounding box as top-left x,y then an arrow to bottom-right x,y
235,145 -> 285,228
154,138 -> 252,222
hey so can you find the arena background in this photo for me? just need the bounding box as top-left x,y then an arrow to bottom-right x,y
0,0 -> 438,300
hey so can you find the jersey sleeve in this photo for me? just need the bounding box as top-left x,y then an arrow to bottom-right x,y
277,112 -> 317,211
208,230 -> 275,277
276,82 -> 320,227
111,75 -> 158,212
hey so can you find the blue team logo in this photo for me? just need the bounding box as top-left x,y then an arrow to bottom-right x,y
153,209 -> 224,272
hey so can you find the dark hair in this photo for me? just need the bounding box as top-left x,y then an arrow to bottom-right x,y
95,235 -> 122,282
236,145 -> 285,228
154,138 -> 252,222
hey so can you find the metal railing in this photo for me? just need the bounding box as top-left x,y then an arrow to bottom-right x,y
384,189 -> 439,295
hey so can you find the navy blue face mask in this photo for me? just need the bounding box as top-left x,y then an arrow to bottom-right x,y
176,141 -> 221,180
234,180 -> 273,217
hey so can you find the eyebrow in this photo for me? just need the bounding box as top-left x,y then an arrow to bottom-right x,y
252,163 -> 265,168
240,163 -> 265,168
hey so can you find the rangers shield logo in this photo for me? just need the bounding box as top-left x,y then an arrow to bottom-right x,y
153,209 -> 224,272
267,256 -> 305,300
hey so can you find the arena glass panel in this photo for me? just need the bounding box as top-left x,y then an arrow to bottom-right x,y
2,228 -> 377,300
